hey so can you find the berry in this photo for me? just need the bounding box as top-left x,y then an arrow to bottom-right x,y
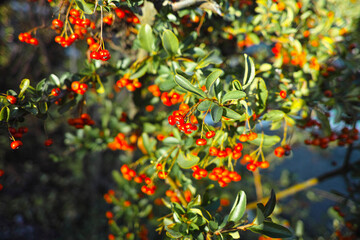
239,134 -> 248,142
52,19 -> 64,28
10,140 -> 23,150
6,95 -> 17,104
279,90 -> 287,99
51,88 -> 61,96
44,139 -> 53,146
71,81 -> 80,91
205,131 -> 215,139
196,138 -> 207,146
70,9 -> 80,18
274,146 -> 285,157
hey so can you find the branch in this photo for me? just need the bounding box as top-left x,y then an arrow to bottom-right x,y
246,159 -> 360,210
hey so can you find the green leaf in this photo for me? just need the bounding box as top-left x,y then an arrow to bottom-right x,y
228,231 -> 240,239
177,150 -> 200,169
196,50 -> 222,69
254,77 -> 268,114
49,74 -> 60,86
174,75 -> 207,99
248,134 -> 280,147
263,189 -> 276,218
162,30 -> 180,56
222,107 -> 244,120
232,80 -> 242,91
74,0 -> 94,14
242,54 -> 255,89
38,101 -> 48,114
197,100 -> 212,111
172,202 -> 186,215
209,221 -> 219,232
228,190 -> 247,223
130,62 -> 148,79
0,107 -> 10,122
18,78 -> 30,98
262,110 -> 285,121
211,104 -> 223,123
163,137 -> 180,145
222,90 -> 246,104
138,24 -> 155,53
315,110 -> 331,136
205,69 -> 224,91
254,205 -> 265,225
259,63 -> 272,72
249,221 -> 292,238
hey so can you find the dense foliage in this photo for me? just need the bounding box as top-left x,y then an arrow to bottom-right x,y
1,0 -> 360,239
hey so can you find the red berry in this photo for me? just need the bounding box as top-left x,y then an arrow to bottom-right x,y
71,81 -> 80,91
90,51 -> 100,60
55,36 -> 64,43
10,140 -> 23,150
70,9 -> 80,18
205,131 -> 215,139
279,90 -> 287,99
239,134 -> 248,142
44,139 -> 53,146
196,138 -> 207,146
51,88 -> 61,96
29,38 -> 39,46
234,143 -> 243,152
6,95 -> 17,104
274,146 -> 285,157
209,146 -> 219,156
0,169 -> 4,177
52,19 -> 64,28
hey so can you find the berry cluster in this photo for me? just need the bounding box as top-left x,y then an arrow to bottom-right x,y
67,113 -> 95,129
51,88 -> 61,97
115,74 -> 142,91
191,166 -> 208,180
165,189 -> 192,203
71,81 -> 88,95
114,8 -> 140,24
304,127 -> 359,148
208,167 -> 242,187
241,154 -> 270,172
120,164 -> 156,195
148,85 -> 161,97
103,189 -> 116,204
53,9 -> 95,48
209,142 -> 243,160
90,49 -> 111,61
168,110 -> 198,134
161,92 -> 183,106
239,132 -> 258,142
103,15 -> 113,25
9,126 -> 28,150
18,33 -> 39,46
107,133 -> 136,151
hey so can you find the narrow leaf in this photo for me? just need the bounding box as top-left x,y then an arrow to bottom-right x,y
205,69 -> 223,90
174,75 -> 207,99
263,189 -> 276,218
0,107 -> 10,122
243,54 -> 256,89
249,221 -> 292,238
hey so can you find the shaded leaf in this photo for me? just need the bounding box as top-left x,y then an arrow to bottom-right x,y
197,100 -> 212,111
249,221 -> 292,238
0,107 -> 10,122
263,189 -> 276,218
211,104 -> 223,123
138,24 -> 155,53
248,134 -> 280,147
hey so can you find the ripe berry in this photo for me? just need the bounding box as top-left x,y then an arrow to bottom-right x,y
6,95 -> 17,104
239,134 -> 248,142
279,90 -> 287,99
10,140 -> 23,150
158,171 -> 168,179
90,51 -> 100,60
196,138 -> 207,146
324,90 -> 333,98
209,146 -> 219,156
29,38 -> 39,46
70,9 -> 80,18
71,81 -> 80,91
234,143 -> 243,152
51,88 -> 61,96
44,139 -> 53,147
0,169 -> 4,177
205,131 -> 215,139
52,19 -> 64,28
247,132 -> 258,141
274,146 -> 285,157
99,49 -> 111,61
